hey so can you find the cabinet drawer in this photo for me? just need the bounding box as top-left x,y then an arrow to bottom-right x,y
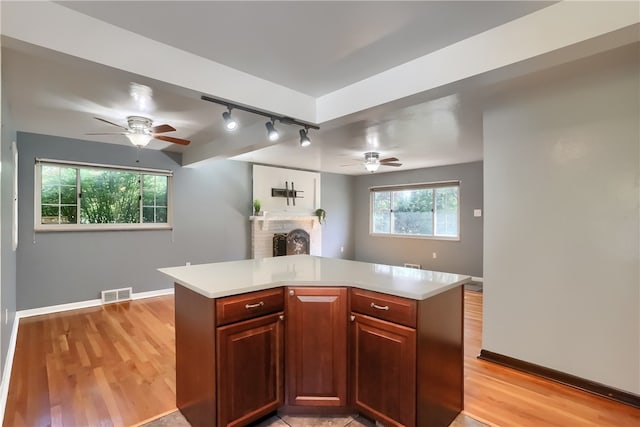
350,288 -> 417,328
216,288 -> 284,326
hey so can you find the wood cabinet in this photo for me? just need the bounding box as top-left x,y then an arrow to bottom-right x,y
174,283 -> 462,427
284,287 -> 349,411
216,312 -> 283,427
350,286 -> 463,427
352,313 -> 416,427
174,286 -> 284,427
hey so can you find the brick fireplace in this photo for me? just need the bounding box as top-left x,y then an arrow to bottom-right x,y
251,216 -> 321,259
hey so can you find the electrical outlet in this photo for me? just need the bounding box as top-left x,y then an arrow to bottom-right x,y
340,246 -> 344,253
5,309 -> 8,325
432,252 -> 437,259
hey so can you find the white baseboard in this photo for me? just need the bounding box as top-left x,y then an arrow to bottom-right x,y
16,288 -> 175,319
131,288 -> 174,300
17,298 -> 102,318
0,313 -> 20,425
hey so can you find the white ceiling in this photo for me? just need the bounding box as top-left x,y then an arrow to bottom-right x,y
2,1 -> 637,175
57,1 -> 552,97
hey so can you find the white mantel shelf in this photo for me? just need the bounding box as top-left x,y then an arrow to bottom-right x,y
250,215 -> 320,230
158,255 -> 471,301
250,215 -> 318,221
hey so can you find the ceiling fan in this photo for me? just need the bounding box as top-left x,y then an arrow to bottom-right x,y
342,152 -> 403,172
87,115 -> 191,147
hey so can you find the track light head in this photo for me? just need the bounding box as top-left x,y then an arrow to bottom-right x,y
266,120 -> 279,141
299,128 -> 311,147
222,108 -> 237,131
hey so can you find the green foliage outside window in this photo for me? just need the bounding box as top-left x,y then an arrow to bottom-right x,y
371,184 -> 459,238
39,163 -> 170,228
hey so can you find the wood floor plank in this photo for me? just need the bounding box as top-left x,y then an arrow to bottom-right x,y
3,296 -> 176,427
463,290 -> 640,426
3,291 -> 639,426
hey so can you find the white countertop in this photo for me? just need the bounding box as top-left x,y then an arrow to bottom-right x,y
158,255 -> 470,300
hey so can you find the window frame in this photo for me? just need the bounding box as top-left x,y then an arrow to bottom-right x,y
34,159 -> 173,232
369,180 -> 460,241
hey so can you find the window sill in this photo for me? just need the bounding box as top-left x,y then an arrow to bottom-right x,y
35,224 -> 173,232
369,232 -> 460,241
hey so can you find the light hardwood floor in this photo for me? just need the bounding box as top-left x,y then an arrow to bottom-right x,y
3,291 -> 640,426
4,296 -> 176,427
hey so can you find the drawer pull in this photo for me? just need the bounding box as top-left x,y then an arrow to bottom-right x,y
245,301 -> 265,309
370,302 -> 390,311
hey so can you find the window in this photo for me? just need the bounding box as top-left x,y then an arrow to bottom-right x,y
35,159 -> 172,231
370,181 -> 460,239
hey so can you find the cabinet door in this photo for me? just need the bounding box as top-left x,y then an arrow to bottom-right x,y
286,287 -> 348,408
216,312 -> 284,427
352,313 -> 416,427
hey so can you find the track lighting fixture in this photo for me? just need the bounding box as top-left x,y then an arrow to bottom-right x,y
299,128 -> 311,147
222,107 -> 237,131
266,120 -> 279,141
201,95 -> 320,146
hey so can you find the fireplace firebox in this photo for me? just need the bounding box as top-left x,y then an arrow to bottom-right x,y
273,229 -> 310,257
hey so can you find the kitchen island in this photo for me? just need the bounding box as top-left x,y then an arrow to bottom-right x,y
159,255 -> 470,427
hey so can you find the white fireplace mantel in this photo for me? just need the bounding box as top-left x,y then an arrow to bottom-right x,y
250,215 -> 320,231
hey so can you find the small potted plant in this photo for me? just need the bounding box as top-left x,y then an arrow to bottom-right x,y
253,199 -> 262,216
315,208 -> 326,224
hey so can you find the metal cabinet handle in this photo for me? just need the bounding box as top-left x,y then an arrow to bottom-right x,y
245,301 -> 265,309
279,315 -> 285,321
370,302 -> 389,311
289,290 -> 295,296
350,315 -> 355,322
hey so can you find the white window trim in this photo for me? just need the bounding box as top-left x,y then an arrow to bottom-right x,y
369,180 -> 461,241
34,159 -> 173,232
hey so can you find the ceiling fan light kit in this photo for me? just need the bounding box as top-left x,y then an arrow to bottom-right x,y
90,114 -> 191,148
201,94 -> 318,147
365,161 -> 380,173
363,151 -> 403,173
126,132 -> 153,147
88,83 -> 191,148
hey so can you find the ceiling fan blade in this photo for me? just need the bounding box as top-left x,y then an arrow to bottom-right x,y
94,117 -> 128,130
150,124 -> 176,134
379,157 -> 399,163
85,132 -> 127,135
382,162 -> 403,167
154,135 -> 191,145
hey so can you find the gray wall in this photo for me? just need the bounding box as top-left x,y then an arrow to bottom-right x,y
483,45 -> 639,393
17,132 -> 252,310
353,162 -> 483,277
1,80 -> 17,373
320,172 -> 355,259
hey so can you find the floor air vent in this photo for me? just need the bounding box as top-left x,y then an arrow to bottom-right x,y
101,287 -> 132,304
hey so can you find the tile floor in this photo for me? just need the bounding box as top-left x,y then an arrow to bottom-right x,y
142,411 -> 488,427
